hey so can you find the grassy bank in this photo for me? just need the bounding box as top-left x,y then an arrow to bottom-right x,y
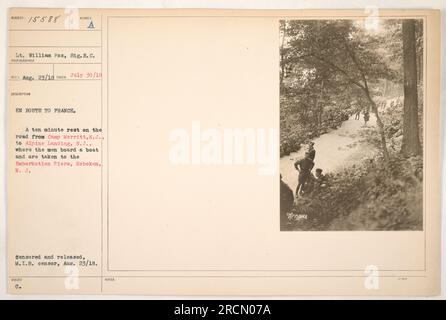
282,154 -> 423,231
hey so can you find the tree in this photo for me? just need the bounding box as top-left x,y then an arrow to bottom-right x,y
283,20 -> 393,160
401,19 -> 422,157
279,21 -> 287,87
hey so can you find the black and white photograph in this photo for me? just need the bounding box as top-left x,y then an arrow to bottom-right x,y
280,18 -> 424,231
3,4 -> 442,298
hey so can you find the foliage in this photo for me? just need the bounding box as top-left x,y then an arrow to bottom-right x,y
279,19 -> 424,231
280,95 -> 349,156
280,20 -> 397,158
282,154 -> 423,231
280,19 -> 423,158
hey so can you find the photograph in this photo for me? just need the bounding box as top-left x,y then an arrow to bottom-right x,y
280,18 -> 424,231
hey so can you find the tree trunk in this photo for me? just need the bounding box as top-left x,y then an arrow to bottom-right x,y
401,19 -> 422,157
367,95 -> 390,162
316,80 -> 325,135
279,23 -> 287,88
360,74 -> 390,162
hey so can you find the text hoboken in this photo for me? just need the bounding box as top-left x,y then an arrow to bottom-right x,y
169,121 -> 278,175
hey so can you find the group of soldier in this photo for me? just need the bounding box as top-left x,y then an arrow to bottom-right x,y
293,142 -> 328,198
280,141 -> 328,216
354,107 -> 370,125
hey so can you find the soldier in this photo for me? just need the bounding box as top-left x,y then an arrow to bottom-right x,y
354,107 -> 361,120
314,168 -> 328,190
363,111 -> 370,126
294,152 -> 315,197
308,142 -> 316,161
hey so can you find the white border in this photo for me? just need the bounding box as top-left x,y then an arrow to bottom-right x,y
0,0 -> 444,300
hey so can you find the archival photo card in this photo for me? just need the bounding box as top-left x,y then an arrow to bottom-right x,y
279,18 -> 425,231
6,8 -> 441,296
